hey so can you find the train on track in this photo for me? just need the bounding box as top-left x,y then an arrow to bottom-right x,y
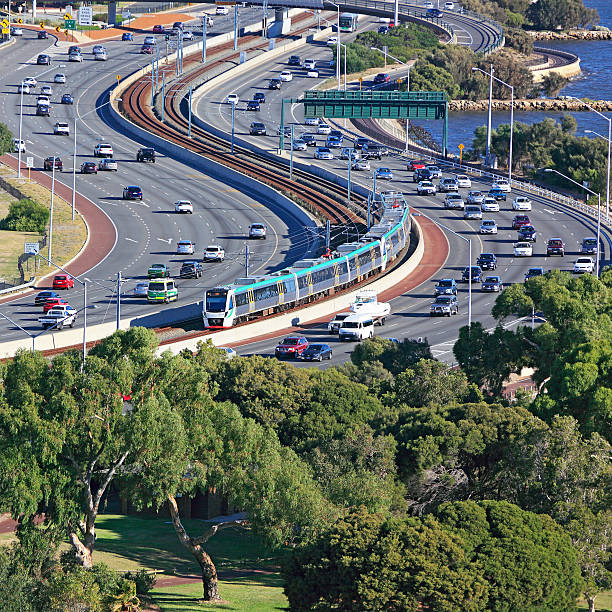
203,193 -> 412,328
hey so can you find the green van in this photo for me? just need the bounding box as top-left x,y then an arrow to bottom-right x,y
147,279 -> 178,303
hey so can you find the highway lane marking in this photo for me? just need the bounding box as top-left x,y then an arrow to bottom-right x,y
125,237 -> 137,243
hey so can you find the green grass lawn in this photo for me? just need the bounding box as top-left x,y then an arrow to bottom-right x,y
578,591 -> 612,611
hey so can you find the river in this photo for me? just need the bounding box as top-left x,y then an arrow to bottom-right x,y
410,0 -> 612,154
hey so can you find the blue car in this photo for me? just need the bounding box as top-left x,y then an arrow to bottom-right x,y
300,343 -> 332,361
375,167 -> 393,180
34,290 -> 60,305
462,266 -> 482,283
122,32 -> 134,41
61,93 -> 74,105
435,278 -> 457,295
426,8 -> 443,17
524,267 -> 545,282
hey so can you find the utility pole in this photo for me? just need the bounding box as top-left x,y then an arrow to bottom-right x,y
289,124 -> 294,180
233,3 -> 238,51
116,271 -> 121,330
48,157 -> 56,262
326,220 -> 330,250
188,84 -> 192,138
245,244 -> 249,276
202,15 -> 207,62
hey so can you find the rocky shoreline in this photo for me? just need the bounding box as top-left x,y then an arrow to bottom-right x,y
529,28 -> 612,41
449,97 -> 612,112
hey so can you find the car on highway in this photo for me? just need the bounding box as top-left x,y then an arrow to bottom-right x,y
174,200 -> 193,214
99,158 -> 118,171
94,143 -> 113,158
455,174 -> 472,188
315,147 -> 333,160
414,168 -> 432,182
122,32 -> 134,41
147,278 -> 178,303
133,282 -> 149,297
574,257 -> 595,274
183,31 -> 194,40
430,295 -> 459,316
35,290 -> 61,305
328,312 -> 351,334
444,1 -> 455,9
512,214 -> 531,229
13,138 -> 25,153
204,245 -> 225,261
52,274 -> 74,290
41,85 -> 53,96
44,156 -> 62,171
378,25 -> 389,34
173,21 -> 184,30
326,135 -> 342,148
301,133 -> 317,146
179,261 -> 203,278
54,73 -> 66,84
466,190 -> 484,205
341,147 -> 358,160
92,44 -> 105,54
246,100 -> 261,111
514,241 -> 533,257
80,162 -> 98,174
268,78 -> 282,89
481,196 -> 499,212
216,5 -> 229,14
249,223 -> 267,239
581,236 -> 598,254
375,167 -> 393,180
477,253 -> 497,270
355,137 -> 371,150
288,55 -> 301,66
37,95 -> 50,105
304,117 -> 319,127
275,336 -> 309,359
518,225 -> 537,242
123,185 -> 143,200
153,24 -> 165,33
37,54 -> 51,65
39,305 -> 77,330
317,123 -> 331,135
94,49 -> 108,61
301,343 -> 332,361
279,70 -> 293,82
327,36 -> 338,46
462,266 -> 483,282
23,77 -> 37,88
373,73 -> 391,84
69,50 -> 83,61
426,8 -> 444,17
512,195 -> 532,211
307,68 -> 320,78
176,240 -> 195,255
407,159 -> 427,171
444,193 -> 465,209
140,45 -> 153,54
482,275 -> 503,292
417,180 -> 436,195
36,104 -> 50,117
148,263 -> 170,278
143,35 -> 157,46
303,58 -> 316,70
438,177 -> 458,192
362,143 -> 387,160
69,45 -> 82,54
225,93 -> 239,104
464,205 -> 482,220
249,122 -> 266,136
525,267 -> 545,282
252,92 -> 266,104
352,159 -> 371,171
137,147 -> 155,163
488,187 -> 507,201
424,164 -> 440,178
17,82 -> 31,94
492,178 -> 511,192
42,297 -> 69,313
435,278 -> 457,295
38,30 -> 48,39
61,93 -> 74,104
292,138 -> 307,151
546,238 -> 565,256
480,219 -> 498,234
53,122 -> 70,136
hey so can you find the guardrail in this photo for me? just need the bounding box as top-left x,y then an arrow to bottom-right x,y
457,7 -> 504,55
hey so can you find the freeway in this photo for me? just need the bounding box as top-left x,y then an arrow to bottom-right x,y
192,27 -> 611,366
0,24 -> 317,341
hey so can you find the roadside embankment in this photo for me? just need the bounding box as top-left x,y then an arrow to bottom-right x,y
529,29 -> 612,41
448,97 -> 612,112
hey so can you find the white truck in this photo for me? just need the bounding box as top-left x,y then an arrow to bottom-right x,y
349,290 -> 390,325
38,306 -> 77,329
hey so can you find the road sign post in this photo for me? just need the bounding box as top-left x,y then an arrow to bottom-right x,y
24,242 -> 39,255
26,156 -> 34,183
78,6 -> 92,26
458,143 -> 464,166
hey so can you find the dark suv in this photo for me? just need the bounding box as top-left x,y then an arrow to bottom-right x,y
250,122 -> 266,136
414,168 -> 433,182
462,266 -> 483,283
37,54 -> 51,65
518,225 -> 537,242
476,253 -> 497,270
44,157 -> 63,171
123,185 -> 143,200
546,238 -> 565,256
362,143 -> 387,159
180,261 -> 203,278
137,147 -> 156,163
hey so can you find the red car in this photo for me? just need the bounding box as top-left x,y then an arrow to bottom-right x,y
52,274 -> 74,290
274,336 -> 309,359
407,159 -> 426,171
42,297 -> 69,313
512,214 -> 531,230
140,45 -> 153,54
152,24 -> 165,33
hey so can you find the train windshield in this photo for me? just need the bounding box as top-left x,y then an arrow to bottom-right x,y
206,290 -> 228,312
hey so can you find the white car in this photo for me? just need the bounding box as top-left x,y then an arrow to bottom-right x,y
315,147 -> 333,160
218,347 -> 237,359
466,190 -> 485,205
378,16 -> 391,23
94,51 -> 108,61
18,83 -> 30,94
40,85 -> 53,96
303,59 -> 316,70
23,77 -> 37,88
204,245 -> 225,261
225,93 -> 239,104
444,1 -> 454,9
144,36 -> 156,45
53,122 -> 70,136
307,68 -> 319,78
305,117 -> 320,126
216,5 -> 229,14
99,158 -> 118,171
481,197 -> 500,212
175,200 -> 193,214
69,52 -> 83,62
513,196 -> 532,211
455,174 -> 472,188
480,220 -> 498,234
574,257 -> 595,273
12,138 -> 25,153
514,242 -> 533,257
292,139 -> 307,151
94,143 -> 113,158
417,180 -> 437,195
327,36 -> 338,46
279,70 -> 293,82
11,26 -> 23,36
133,282 -> 149,297
492,178 -> 511,192
423,1 -> 434,7
37,95 -> 50,105
177,240 -> 195,255
317,123 -> 331,135
54,73 -> 66,84
183,31 -> 194,40
92,45 -> 105,54
352,159 -> 370,171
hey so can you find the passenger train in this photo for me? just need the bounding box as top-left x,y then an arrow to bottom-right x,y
203,193 -> 412,328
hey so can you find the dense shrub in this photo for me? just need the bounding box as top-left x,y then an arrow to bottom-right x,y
0,122 -> 12,156
0,198 -> 49,232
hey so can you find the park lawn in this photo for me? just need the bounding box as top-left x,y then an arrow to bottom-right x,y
577,591 -> 612,611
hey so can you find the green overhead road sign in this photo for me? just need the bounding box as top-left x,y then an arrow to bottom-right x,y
65,19 -> 76,29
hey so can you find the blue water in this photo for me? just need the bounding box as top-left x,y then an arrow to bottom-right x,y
411,0 -> 612,152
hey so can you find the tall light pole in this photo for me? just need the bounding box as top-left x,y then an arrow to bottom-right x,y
473,66 -> 514,185
48,155 -> 57,262
585,128 -> 611,218
544,167 -> 601,276
570,96 -> 611,218
72,98 -> 120,221
328,2 -> 341,90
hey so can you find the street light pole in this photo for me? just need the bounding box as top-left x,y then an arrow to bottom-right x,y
544,167 -> 601,276
585,128 -> 612,219
486,64 -> 493,165
48,156 -> 56,262
17,83 -> 24,179
290,123 -> 294,180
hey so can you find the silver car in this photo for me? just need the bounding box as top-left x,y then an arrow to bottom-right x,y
99,158 -> 118,171
466,191 -> 485,205
133,282 -> 148,297
352,159 -> 370,171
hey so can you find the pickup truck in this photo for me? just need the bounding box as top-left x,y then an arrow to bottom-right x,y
38,306 -> 77,329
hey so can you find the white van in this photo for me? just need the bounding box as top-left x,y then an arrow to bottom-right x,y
338,313 -> 374,342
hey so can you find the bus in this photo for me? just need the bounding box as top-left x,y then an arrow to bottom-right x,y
339,12 -> 358,32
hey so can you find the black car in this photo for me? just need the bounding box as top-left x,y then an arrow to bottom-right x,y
301,343 -> 332,361
329,129 -> 342,139
35,290 -> 60,305
426,8 -> 444,17
288,55 -> 301,66
354,137 -> 370,150
69,45 -> 81,54
44,157 -> 63,171
246,100 -> 261,111
180,261 -> 203,278
268,78 -> 281,90
301,133 -> 317,146
123,185 -> 143,200
518,225 -> 537,242
373,73 -> 390,84
482,276 -> 503,292
38,30 -> 48,39
250,122 -> 266,136
413,168 -> 433,182
36,104 -> 50,116
81,162 -> 98,174
462,265 -> 483,283
253,92 -> 266,103
37,54 -> 51,65
378,25 -> 389,34
488,188 -> 507,201
476,252 -> 497,270
137,147 -> 156,162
